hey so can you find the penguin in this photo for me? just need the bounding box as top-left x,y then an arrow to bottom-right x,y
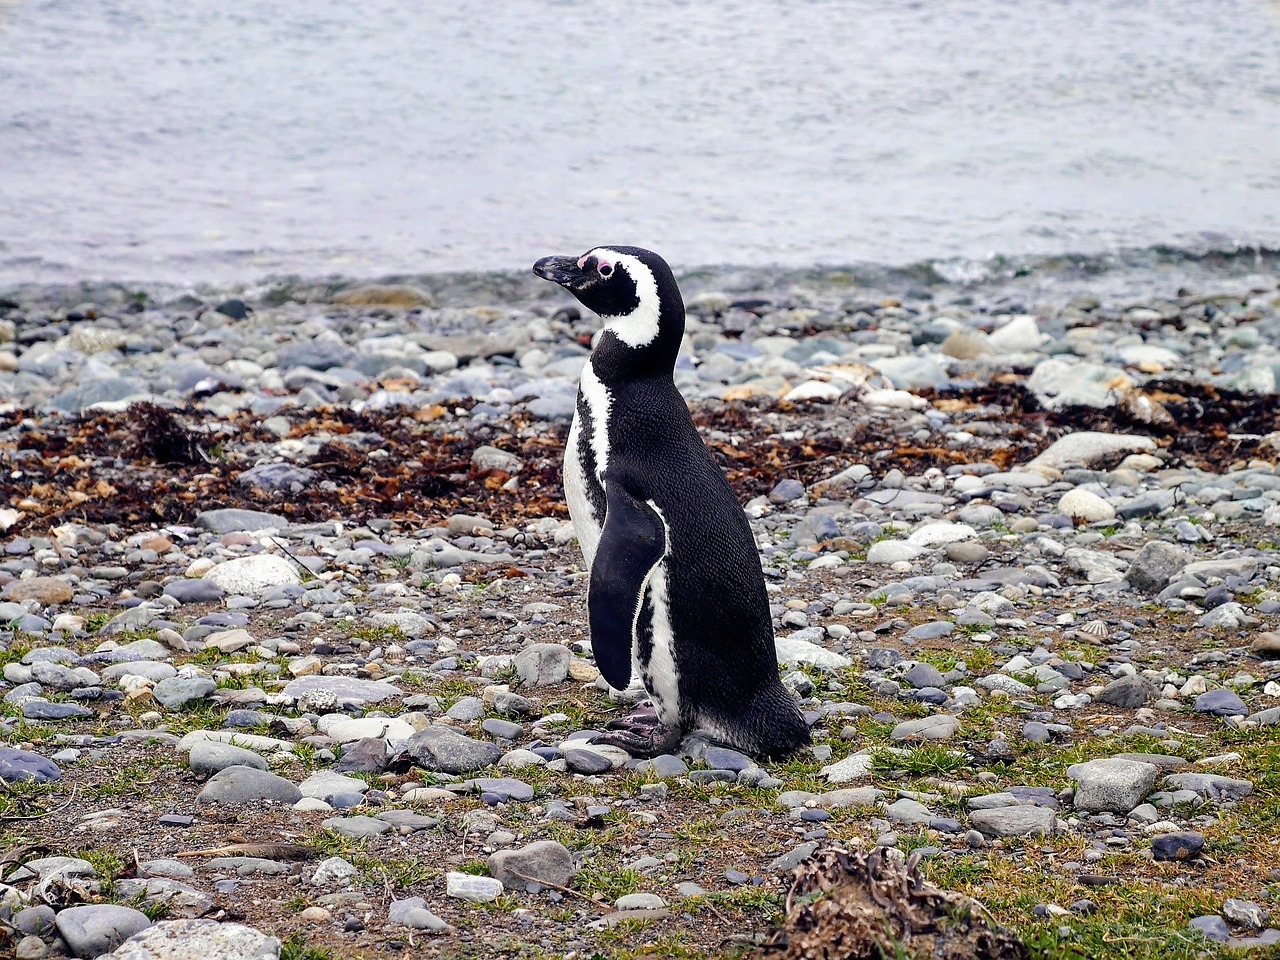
532,246 -> 810,758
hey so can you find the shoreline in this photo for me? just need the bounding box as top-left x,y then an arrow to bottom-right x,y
0,258 -> 1278,959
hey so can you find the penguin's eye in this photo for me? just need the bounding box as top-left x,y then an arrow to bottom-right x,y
597,262 -> 614,278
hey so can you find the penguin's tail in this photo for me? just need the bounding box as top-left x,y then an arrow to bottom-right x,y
720,683 -> 811,759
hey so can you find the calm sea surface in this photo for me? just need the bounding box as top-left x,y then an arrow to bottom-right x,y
1,0 -> 1279,288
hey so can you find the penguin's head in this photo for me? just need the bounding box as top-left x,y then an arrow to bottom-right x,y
533,246 -> 684,356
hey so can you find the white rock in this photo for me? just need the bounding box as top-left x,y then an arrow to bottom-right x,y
860,388 -> 926,409
1057,489 -> 1116,523
317,717 -> 415,743
986,315 -> 1045,352
100,919 -> 280,960
783,380 -> 844,402
775,635 -> 852,672
820,752 -> 874,783
445,872 -> 503,902
865,541 -> 926,564
1027,359 -> 1133,410
1029,432 -> 1157,469
202,555 -> 300,597
907,522 -> 977,547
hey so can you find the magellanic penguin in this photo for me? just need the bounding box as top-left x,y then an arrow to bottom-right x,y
532,246 -> 810,758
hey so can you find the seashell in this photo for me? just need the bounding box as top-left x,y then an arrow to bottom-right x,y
1079,620 -> 1110,639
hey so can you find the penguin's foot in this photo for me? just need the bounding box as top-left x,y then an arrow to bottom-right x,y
591,703 -> 682,758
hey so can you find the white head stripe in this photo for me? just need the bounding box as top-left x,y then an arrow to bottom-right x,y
589,247 -> 661,348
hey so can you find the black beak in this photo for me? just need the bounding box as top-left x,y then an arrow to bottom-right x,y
533,255 -> 583,287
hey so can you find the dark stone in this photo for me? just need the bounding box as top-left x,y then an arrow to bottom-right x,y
1194,689 -> 1248,717
1152,831 -> 1204,861
214,299 -> 250,320
335,737 -> 389,774
0,747 -> 60,783
1096,676 -> 1152,709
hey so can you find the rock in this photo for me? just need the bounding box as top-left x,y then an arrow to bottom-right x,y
1058,489 -> 1116,523
1251,631 -> 1280,658
1127,541 -> 1190,594
112,878 -> 215,919
152,677 -> 217,710
1064,547 -> 1128,584
1189,915 -> 1231,942
986,314 -> 1044,351
196,766 -> 302,805
445,872 -> 503,902
906,522 -> 976,547
1163,773 -> 1253,802
1068,759 -> 1159,814
3,576 -> 74,605
188,742 -> 269,778
471,445 -> 522,473
514,643 -> 570,686
820,752 -> 873,783
969,806 -> 1058,838
562,746 -> 613,774
1095,676 -> 1152,709
100,919 -> 281,959
332,283 -> 433,308
1222,899 -> 1267,930
865,541 -> 926,564
323,815 -> 391,839
404,726 -> 501,774
1194,689 -> 1248,717
194,509 -> 289,534
890,715 -> 959,742
54,904 -> 152,958
615,893 -> 667,910
214,298 -> 250,320
335,737 -> 389,774
885,798 -> 934,825
488,840 -> 574,889
1027,360 -> 1133,410
1029,431 -> 1156,468
281,675 -> 401,707
203,555 -> 301,597
1151,831 -> 1204,861
387,897 -> 451,933
776,634 -> 852,671
0,747 -> 61,782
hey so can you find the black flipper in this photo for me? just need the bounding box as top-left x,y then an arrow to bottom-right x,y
588,483 -> 667,690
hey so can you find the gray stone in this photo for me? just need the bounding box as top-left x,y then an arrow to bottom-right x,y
885,798 -> 934,825
891,714 -> 959,742
54,904 -> 152,958
562,746 -> 613,774
770,842 -> 819,872
969,806 -> 1058,838
405,726 -> 501,774
281,675 -> 401,707
100,919 -> 280,959
387,897 -> 451,933
1095,676 -> 1152,709
488,840 -> 574,889
902,663 -> 946,688
152,677 -> 217,710
196,766 -> 302,805
188,742 -> 269,778
1068,759 -> 1159,813
1163,773 -> 1253,802
112,878 -> 215,919
1029,432 -> 1156,468
194,509 -> 289,534
322,815 -> 391,839
1190,915 -> 1231,943
162,580 -> 227,604
1222,899 -> 1267,930
22,700 -> 93,720
514,643 -> 571,686
1194,689 -> 1248,717
0,747 -> 60,782
335,737 -> 389,774
238,463 -> 318,491
1127,541 -> 1189,594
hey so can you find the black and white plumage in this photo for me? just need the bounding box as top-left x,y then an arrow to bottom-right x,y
532,245 -> 810,758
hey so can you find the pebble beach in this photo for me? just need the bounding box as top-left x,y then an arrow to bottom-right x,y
1,257 -> 1279,959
